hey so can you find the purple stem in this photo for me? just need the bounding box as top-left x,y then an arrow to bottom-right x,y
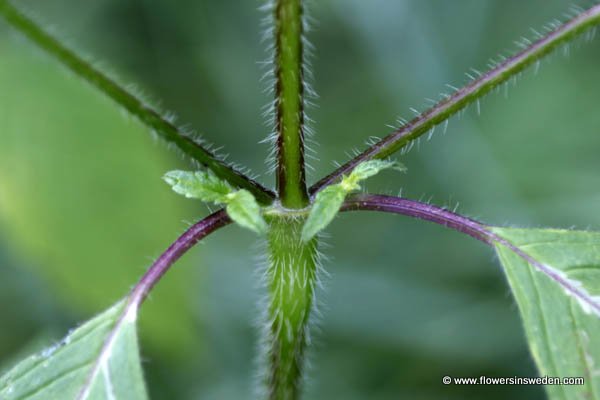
77,209 -> 231,399
129,209 -> 231,308
341,193 -> 494,244
343,194 -> 600,315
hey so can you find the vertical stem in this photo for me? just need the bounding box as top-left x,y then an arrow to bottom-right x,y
274,0 -> 309,209
265,217 -> 318,399
308,3 -> 600,195
264,2 -> 315,397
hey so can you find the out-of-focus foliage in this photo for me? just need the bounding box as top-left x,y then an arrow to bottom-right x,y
0,0 -> 599,399
0,36 -> 203,361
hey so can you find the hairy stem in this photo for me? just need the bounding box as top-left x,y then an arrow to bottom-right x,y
77,209 -> 231,400
0,0 -> 274,204
274,0 -> 309,208
311,4 -> 600,195
342,194 -> 493,243
342,193 -> 600,316
128,209 -> 231,308
264,217 -> 318,400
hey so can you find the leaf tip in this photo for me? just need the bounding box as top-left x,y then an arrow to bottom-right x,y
162,170 -> 183,186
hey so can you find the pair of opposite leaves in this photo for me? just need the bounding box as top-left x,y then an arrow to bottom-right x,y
163,159 -> 406,240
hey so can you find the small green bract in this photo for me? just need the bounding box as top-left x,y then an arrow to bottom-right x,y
225,190 -> 268,234
301,160 -> 406,241
163,170 -> 233,203
164,170 -> 267,234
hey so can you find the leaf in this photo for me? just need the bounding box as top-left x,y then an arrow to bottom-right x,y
345,159 -> 406,184
0,301 -> 148,400
301,159 -> 406,241
163,170 -> 233,203
225,190 -> 267,234
492,227 -> 600,400
301,185 -> 347,242
164,170 -> 267,234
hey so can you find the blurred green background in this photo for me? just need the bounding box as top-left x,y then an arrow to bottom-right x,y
1,0 -> 599,398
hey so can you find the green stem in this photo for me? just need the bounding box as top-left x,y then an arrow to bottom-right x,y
310,3 -> 600,194
264,217 -> 318,399
274,0 -> 309,208
0,0 -> 275,204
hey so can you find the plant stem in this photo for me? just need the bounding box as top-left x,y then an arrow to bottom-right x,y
264,216 -> 318,400
266,3 -> 315,391
342,194 -> 600,316
274,0 -> 309,209
0,0 -> 275,204
128,209 -> 231,308
310,4 -> 600,195
342,194 -> 493,243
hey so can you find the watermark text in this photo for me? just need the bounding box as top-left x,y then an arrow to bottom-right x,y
442,375 -> 584,386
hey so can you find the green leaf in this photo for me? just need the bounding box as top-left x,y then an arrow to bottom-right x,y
492,227 -> 600,400
301,185 -> 347,242
302,159 -> 405,241
225,190 -> 267,234
345,159 -> 406,184
164,170 -> 267,234
163,170 -> 233,203
0,301 -> 148,400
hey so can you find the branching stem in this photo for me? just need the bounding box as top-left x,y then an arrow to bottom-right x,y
342,193 -> 600,316
128,209 -> 231,309
0,0 -> 275,204
311,4 -> 600,195
342,194 -> 493,243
